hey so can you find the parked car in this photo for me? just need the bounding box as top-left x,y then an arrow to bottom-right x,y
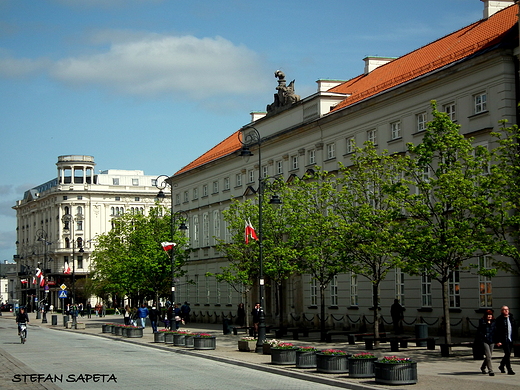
0,304 -> 13,312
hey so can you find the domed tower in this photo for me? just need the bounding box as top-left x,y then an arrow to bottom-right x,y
56,155 -> 96,185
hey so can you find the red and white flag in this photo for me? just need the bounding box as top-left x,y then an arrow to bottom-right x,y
36,268 -> 45,286
21,279 -> 28,284
64,262 -> 71,275
245,220 -> 259,244
161,242 -> 177,252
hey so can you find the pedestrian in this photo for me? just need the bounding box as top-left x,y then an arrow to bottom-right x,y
86,302 -> 92,318
181,301 -> 191,324
78,303 -> 84,318
173,304 -> 182,330
149,305 -> 160,333
101,304 -> 106,317
236,303 -> 245,327
390,299 -> 404,334
476,309 -> 496,376
251,303 -> 261,338
137,304 -> 149,328
495,305 -> 516,375
123,305 -> 131,325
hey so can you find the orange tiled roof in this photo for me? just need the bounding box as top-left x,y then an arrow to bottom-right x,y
329,5 -> 517,112
175,130 -> 241,175
175,5 -> 517,177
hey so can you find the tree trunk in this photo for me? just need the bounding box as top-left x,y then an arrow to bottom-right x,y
320,284 -> 327,342
373,283 -> 380,345
441,280 -> 452,345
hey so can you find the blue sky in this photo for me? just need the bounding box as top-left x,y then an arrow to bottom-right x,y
0,0 -> 484,262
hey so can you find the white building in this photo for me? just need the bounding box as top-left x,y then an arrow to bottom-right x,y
12,155 -> 169,311
168,1 -> 519,333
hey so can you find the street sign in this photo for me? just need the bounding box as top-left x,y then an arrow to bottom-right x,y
60,284 -> 67,290
58,290 -> 68,299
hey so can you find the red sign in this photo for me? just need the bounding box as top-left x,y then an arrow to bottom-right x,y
47,281 -> 56,286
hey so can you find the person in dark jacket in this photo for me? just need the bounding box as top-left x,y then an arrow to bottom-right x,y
148,306 -> 160,333
16,307 -> 30,335
495,305 -> 516,375
476,310 -> 496,376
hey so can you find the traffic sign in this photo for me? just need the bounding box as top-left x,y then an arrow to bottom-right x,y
58,290 -> 68,299
60,284 -> 67,290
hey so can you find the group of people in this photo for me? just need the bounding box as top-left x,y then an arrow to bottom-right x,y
122,302 -> 191,333
476,305 -> 516,376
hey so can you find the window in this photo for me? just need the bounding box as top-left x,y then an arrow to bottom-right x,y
350,273 -> 358,306
77,256 -> 83,269
223,177 -> 230,191
261,165 -> 268,179
391,121 -> 402,139
132,178 -> 139,186
193,187 -> 198,199
474,93 -> 487,114
448,270 -> 461,308
346,137 -> 355,154
330,275 -> 338,306
134,197 -> 140,201
76,220 -> 83,231
310,278 -> 317,306
235,173 -> 242,187
276,160 -> 283,175
112,178 -> 119,185
76,206 -> 83,215
421,273 -> 432,307
248,169 -> 255,183
202,184 -> 208,197
212,181 -> 219,194
184,191 -> 189,203
308,149 -> 316,165
63,196 -> 68,200
443,103 -> 456,121
115,197 -> 121,201
175,193 -> 180,205
213,210 -> 221,244
77,196 -> 82,200
194,275 -> 199,304
473,141 -> 490,175
367,129 -> 377,145
395,269 -> 405,306
291,155 -> 298,170
479,256 -> 492,308
326,143 -> 336,159
416,113 -> 427,132
205,276 -> 211,305
192,215 -> 199,247
202,212 -> 209,247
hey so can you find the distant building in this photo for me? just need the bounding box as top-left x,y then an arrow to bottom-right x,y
12,155 -> 169,311
168,1 -> 519,332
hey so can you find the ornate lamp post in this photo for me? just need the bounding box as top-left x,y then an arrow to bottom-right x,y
238,125 -> 282,353
61,213 -> 82,329
36,229 -> 51,323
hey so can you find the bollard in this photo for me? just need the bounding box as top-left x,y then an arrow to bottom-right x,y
63,315 -> 69,327
415,323 -> 428,347
52,315 -> 58,325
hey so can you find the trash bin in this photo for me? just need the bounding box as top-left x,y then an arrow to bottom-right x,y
52,315 -> 58,326
415,323 -> 428,346
222,318 -> 232,335
63,315 -> 69,327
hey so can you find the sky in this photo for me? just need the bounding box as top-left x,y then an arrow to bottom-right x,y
0,0 -> 485,262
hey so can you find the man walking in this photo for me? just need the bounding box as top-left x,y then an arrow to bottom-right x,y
495,305 -> 516,375
137,304 -> 149,329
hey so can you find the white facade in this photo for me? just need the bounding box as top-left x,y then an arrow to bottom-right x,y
169,2 -> 519,333
12,155 -> 169,311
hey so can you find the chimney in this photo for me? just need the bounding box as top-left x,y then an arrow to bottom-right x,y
316,79 -> 345,92
363,57 -> 396,75
250,111 -> 266,122
481,0 -> 515,18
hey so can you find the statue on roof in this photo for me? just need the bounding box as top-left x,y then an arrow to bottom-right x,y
266,70 -> 300,116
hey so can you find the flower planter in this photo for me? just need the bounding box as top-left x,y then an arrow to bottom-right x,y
164,333 -> 175,344
102,324 -> 113,333
193,337 -> 216,350
238,340 -> 257,352
124,327 -> 143,338
296,350 -> 317,368
114,326 -> 124,336
316,353 -> 349,374
271,348 -> 297,365
374,361 -> 417,385
184,335 -> 194,348
154,332 -> 165,343
173,333 -> 186,346
348,357 -> 378,378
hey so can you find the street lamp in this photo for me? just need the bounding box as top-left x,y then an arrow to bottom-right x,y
61,213 -> 82,329
238,125 -> 282,353
36,229 -> 51,323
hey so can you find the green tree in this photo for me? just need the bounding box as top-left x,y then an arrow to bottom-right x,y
284,169 -> 345,341
336,143 -> 410,341
402,102 -> 494,344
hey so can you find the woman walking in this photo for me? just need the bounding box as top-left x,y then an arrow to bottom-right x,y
476,309 -> 496,376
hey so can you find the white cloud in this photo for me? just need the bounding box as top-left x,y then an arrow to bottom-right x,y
49,34 -> 270,99
0,54 -> 51,77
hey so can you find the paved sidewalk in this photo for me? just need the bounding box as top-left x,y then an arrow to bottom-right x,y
1,311 -> 519,389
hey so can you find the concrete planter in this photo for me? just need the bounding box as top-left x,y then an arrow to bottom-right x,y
348,357 -> 378,378
124,327 -> 143,338
271,348 -> 297,365
238,340 -> 256,352
193,336 -> 216,350
184,335 -> 194,348
295,350 -> 317,368
164,332 -> 175,344
374,361 -> 417,385
154,332 -> 165,343
316,353 -> 349,374
102,324 -> 113,333
173,333 -> 186,346
114,326 -> 124,336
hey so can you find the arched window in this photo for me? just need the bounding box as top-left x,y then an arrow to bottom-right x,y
76,206 -> 83,215
65,237 -> 70,249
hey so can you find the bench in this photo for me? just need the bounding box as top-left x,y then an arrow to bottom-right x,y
232,326 -> 254,336
326,330 -> 356,343
364,336 -> 410,352
399,337 -> 436,350
348,332 -> 387,345
440,342 -> 481,358
288,327 -> 321,340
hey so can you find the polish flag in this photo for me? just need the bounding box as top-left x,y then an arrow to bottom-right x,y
64,262 -> 71,275
36,268 -> 45,286
21,279 -> 28,284
161,242 -> 177,252
245,220 -> 259,244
